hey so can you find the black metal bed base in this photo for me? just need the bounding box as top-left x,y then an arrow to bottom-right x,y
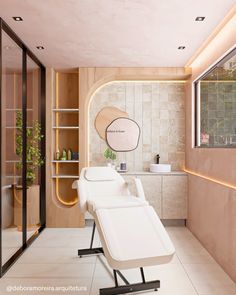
78,247 -> 103,256
100,279 -> 160,295
78,222 -> 160,294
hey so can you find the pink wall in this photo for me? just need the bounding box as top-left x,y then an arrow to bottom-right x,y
188,175 -> 236,282
186,10 -> 236,282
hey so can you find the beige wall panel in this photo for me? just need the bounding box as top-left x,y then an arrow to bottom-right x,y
89,81 -> 186,171
139,175 -> 162,217
162,176 -> 188,219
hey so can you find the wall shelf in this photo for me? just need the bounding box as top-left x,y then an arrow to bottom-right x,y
52,175 -> 79,179
52,126 -> 79,129
6,108 -> 33,111
52,160 -> 79,163
6,126 -> 33,129
52,108 -> 79,112
5,160 -> 33,163
52,71 -> 80,207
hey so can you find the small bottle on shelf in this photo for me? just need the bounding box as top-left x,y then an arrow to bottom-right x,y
61,149 -> 67,160
55,149 -> 60,160
72,151 -> 79,160
67,149 -> 72,160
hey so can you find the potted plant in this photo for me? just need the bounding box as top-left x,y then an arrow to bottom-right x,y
12,111 -> 44,230
103,147 -> 117,169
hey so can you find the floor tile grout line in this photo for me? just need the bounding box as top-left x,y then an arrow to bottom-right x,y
88,256 -> 97,295
1,278 -> 92,281
177,252 -> 200,295
16,263 -> 97,265
88,227 -> 101,295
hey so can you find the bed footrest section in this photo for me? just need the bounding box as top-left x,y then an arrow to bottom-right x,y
100,279 -> 160,295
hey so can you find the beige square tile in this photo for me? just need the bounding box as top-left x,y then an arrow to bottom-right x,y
194,283 -> 236,295
176,249 -> 216,264
183,263 -> 235,287
31,228 -> 100,248
120,264 -> 198,295
5,263 -> 95,278
93,257 -> 113,279
18,247 -> 96,264
139,175 -> 162,216
162,176 -> 187,219
90,277 -> 115,295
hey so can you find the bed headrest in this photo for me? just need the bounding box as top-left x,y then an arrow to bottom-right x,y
84,167 -> 118,181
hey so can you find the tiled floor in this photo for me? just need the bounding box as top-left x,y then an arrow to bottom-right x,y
2,228 -> 37,264
0,225 -> 236,295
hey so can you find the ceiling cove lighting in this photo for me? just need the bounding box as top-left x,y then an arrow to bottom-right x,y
13,16 -> 23,21
178,46 -> 185,50
36,46 -> 44,50
195,16 -> 205,21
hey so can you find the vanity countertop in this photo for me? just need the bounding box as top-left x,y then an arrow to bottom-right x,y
119,171 -> 187,176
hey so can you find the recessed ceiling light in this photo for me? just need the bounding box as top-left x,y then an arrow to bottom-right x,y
13,16 -> 23,21
195,16 -> 205,21
178,46 -> 185,50
36,46 -> 44,50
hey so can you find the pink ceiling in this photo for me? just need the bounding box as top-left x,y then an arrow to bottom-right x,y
0,0 -> 235,68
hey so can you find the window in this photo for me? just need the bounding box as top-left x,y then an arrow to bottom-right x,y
194,47 -> 236,147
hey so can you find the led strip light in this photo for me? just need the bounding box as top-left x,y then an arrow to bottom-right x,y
184,168 -> 236,190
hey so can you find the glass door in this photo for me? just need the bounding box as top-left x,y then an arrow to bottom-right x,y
0,18 -> 45,276
26,56 -> 42,240
1,30 -> 23,267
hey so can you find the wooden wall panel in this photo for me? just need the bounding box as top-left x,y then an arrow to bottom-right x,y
46,67 -> 190,227
46,68 -> 84,227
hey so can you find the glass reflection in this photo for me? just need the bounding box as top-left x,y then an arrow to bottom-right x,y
198,49 -> 236,147
1,31 -> 23,265
26,56 -> 42,240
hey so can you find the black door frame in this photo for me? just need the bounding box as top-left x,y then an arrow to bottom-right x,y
0,18 -> 46,277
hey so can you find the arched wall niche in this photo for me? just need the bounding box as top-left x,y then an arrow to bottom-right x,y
79,67 -> 191,171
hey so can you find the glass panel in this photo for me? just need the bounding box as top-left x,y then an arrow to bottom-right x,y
1,31 -> 23,265
196,48 -> 236,147
26,56 -> 42,240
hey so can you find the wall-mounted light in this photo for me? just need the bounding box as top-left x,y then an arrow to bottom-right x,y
195,16 -> 205,21
36,46 -> 44,50
178,46 -> 186,50
13,16 -> 23,21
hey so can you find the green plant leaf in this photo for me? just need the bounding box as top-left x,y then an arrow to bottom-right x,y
15,111 -> 44,186
103,147 -> 116,160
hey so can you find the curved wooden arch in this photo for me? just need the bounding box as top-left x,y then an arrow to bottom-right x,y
79,67 -> 190,170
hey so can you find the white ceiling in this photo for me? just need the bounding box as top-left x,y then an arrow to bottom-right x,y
0,0 -> 235,69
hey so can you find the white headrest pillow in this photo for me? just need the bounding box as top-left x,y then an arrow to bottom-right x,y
85,167 -> 118,181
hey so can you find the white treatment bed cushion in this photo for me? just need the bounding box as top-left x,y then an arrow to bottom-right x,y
95,205 -> 175,270
85,167 -> 118,181
87,195 -> 148,213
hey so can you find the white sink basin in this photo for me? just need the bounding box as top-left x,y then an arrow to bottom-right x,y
150,164 -> 171,173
